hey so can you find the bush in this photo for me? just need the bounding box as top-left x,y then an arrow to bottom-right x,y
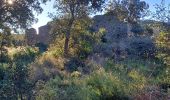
77,40 -> 93,59
29,54 -> 65,82
35,77 -> 60,100
65,57 -> 85,72
35,68 -> 130,100
127,70 -> 147,92
35,43 -> 48,53
85,68 -> 129,99
13,47 -> 39,64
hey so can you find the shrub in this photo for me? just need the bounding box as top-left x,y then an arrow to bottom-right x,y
127,70 -> 147,92
35,77 -> 60,100
85,68 -> 129,99
78,40 -> 93,59
65,57 -> 85,72
29,54 -> 65,82
35,68 -> 130,100
35,43 -> 48,53
13,47 -> 39,64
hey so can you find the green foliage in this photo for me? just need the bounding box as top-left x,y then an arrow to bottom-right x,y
0,0 -> 44,30
106,0 -> 149,23
78,40 -> 93,59
127,70 -> 147,92
1,1 -> 170,99
85,69 -> 129,99
0,77 -> 17,99
144,26 -> 154,36
48,38 -> 65,58
65,57 -> 85,72
155,32 -> 170,85
104,59 -> 163,95
52,0 -> 105,55
35,43 -> 48,53
155,31 -> 170,85
0,47 -> 39,100
13,47 -> 39,64
0,64 -> 17,99
28,52 -> 65,83
11,34 -> 25,46
157,67 -> 170,84
93,28 -> 107,43
35,78 -> 60,100
0,27 -> 12,64
153,0 -> 170,23
36,68 -> 139,100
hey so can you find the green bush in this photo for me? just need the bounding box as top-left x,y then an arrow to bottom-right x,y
35,78 -> 60,100
35,68 -> 130,100
85,68 -> 129,99
13,47 -> 39,63
78,40 -> 93,59
157,67 -> 170,84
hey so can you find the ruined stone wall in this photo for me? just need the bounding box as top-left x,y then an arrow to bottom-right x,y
25,15 -> 156,60
92,14 -> 129,59
25,24 -> 51,46
92,15 -> 128,43
25,28 -> 38,46
38,25 -> 51,45
91,14 -> 156,61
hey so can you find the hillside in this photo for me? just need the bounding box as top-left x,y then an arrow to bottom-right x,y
0,0 -> 170,99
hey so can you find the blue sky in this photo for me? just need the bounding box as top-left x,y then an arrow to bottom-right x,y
32,0 -> 170,30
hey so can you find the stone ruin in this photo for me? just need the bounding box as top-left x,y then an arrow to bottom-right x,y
25,24 -> 51,46
38,25 -> 51,45
25,28 -> 37,46
25,14 -> 156,61
90,14 -> 156,64
91,15 -> 129,60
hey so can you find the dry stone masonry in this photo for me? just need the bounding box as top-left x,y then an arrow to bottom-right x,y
25,24 -> 51,46
25,28 -> 37,46
25,14 -> 156,61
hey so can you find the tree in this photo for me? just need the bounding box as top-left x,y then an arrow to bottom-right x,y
153,0 -> 170,23
0,48 -> 39,100
106,0 -> 149,23
156,32 -> 170,66
152,0 -> 170,32
0,27 -> 11,65
0,0 -> 46,65
0,0 -> 46,99
125,0 -> 149,23
0,0 -> 43,30
53,0 -> 105,56
12,48 -> 38,100
153,1 -> 170,66
106,0 -> 128,21
151,1 -> 170,90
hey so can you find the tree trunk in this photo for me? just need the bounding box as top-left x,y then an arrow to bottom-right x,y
64,36 -> 70,56
0,40 -> 3,66
20,93 -> 23,100
64,19 -> 74,56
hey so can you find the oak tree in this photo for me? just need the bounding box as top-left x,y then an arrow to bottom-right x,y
53,0 -> 105,56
